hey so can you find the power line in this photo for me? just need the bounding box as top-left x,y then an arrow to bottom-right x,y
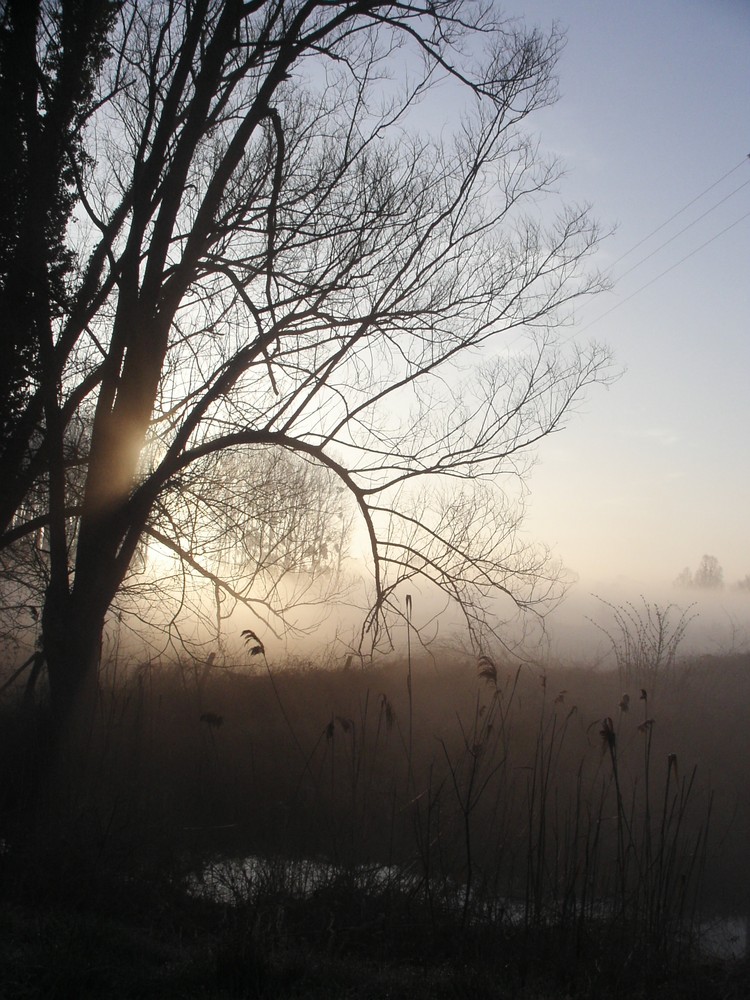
609,154 -> 750,270
580,208 -> 750,333
616,176 -> 750,282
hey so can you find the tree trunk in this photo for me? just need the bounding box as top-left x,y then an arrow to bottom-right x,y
31,582 -> 108,843
42,583 -> 103,735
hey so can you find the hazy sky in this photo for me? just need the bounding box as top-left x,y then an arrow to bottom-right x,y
500,0 -> 750,591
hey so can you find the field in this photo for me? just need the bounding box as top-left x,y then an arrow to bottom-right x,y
1,648 -> 748,998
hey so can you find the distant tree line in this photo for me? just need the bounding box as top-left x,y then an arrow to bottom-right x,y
674,554 -> 750,593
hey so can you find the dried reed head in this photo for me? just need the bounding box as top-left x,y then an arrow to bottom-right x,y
600,716 -> 616,751
379,693 -> 395,730
477,656 -> 497,684
241,629 -> 265,657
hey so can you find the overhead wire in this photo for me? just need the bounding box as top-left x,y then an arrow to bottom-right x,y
578,154 -> 750,333
580,208 -> 750,333
609,154 -> 750,269
616,175 -> 750,282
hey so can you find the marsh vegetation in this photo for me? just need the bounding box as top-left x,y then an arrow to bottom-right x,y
1,640 -> 748,998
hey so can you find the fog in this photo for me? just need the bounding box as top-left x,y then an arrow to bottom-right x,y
232,564 -> 750,670
71,554 -> 749,673
540,580 -> 750,662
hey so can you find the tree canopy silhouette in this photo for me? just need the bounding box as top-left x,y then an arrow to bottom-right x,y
0,0 -> 612,724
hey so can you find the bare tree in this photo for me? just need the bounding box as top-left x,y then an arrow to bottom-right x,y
674,555 -> 725,592
0,0 -> 612,727
693,554 -> 724,591
0,443 -> 352,668
673,567 -> 693,590
140,446 -> 354,648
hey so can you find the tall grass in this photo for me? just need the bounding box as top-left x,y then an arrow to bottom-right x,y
0,641 -> 747,997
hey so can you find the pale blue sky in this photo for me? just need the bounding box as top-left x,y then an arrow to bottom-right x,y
510,0 -> 750,589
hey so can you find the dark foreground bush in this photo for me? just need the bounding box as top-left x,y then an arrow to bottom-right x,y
0,652 -> 749,997
1,845 -> 748,999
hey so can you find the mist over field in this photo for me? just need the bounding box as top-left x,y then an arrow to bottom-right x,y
15,553 -> 739,684
236,569 -> 750,669
541,582 -> 750,663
